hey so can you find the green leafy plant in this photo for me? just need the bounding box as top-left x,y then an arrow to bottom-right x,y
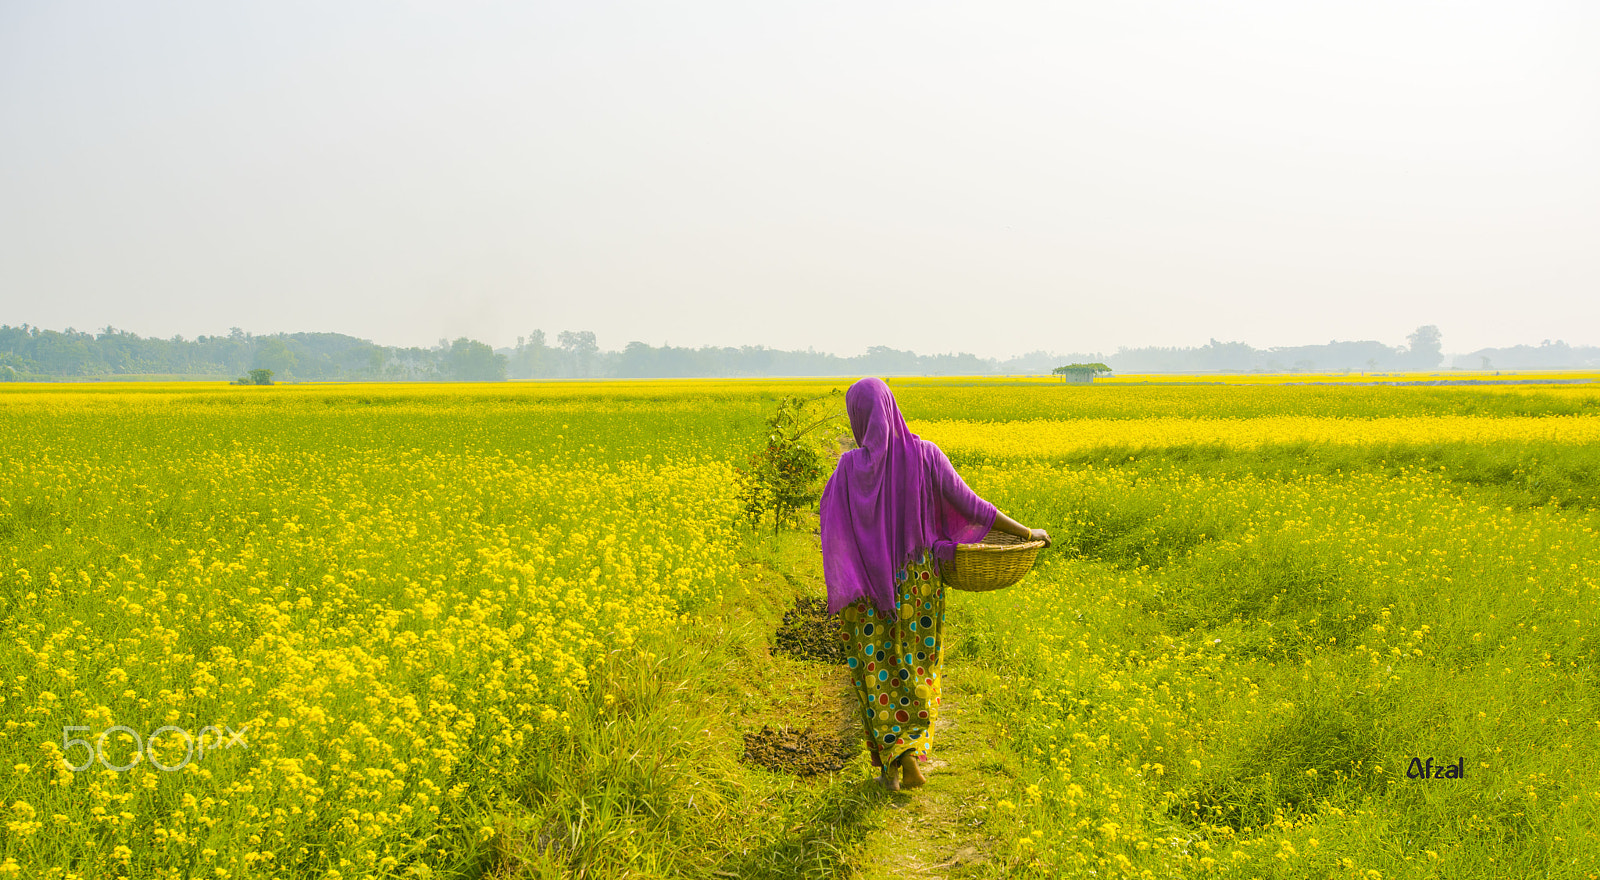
232,368 -> 275,386
736,390 -> 846,533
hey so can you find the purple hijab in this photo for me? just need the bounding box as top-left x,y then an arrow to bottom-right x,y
819,378 -> 998,616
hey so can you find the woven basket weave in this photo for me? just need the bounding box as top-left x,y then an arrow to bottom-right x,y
941,529 -> 1046,592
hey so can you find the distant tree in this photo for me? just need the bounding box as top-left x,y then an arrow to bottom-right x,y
618,341 -> 657,377
351,341 -> 386,378
558,330 -> 598,377
1405,325 -> 1443,369
859,346 -> 920,375
254,336 -> 298,378
445,338 -> 507,381
511,331 -> 552,379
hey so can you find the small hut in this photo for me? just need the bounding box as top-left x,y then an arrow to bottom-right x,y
1051,363 -> 1112,384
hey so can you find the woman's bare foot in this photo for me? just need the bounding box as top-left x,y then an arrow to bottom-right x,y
877,764 -> 901,791
898,753 -> 927,789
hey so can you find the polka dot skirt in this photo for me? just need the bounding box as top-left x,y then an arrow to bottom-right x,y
840,550 -> 945,768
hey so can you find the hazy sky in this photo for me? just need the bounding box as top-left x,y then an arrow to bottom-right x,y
3,1 -> 1596,358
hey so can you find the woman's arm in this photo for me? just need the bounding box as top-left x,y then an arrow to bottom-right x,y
921,440 -> 1052,548
992,509 -> 1051,548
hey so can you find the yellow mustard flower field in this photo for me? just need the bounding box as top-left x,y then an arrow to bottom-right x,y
2,378 -> 1598,879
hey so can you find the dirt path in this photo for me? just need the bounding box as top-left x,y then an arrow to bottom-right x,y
740,537 -> 1017,879
852,675 -> 1015,880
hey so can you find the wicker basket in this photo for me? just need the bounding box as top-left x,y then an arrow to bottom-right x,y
941,529 -> 1046,592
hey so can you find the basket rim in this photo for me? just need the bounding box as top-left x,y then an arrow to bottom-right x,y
955,538 -> 1047,552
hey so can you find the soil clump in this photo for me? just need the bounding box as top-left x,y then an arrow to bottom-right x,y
740,724 -> 859,776
773,596 -> 847,664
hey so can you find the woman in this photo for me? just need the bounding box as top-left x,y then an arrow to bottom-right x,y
819,378 -> 1049,791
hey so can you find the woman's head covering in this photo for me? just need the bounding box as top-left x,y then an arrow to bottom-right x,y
819,378 -> 995,615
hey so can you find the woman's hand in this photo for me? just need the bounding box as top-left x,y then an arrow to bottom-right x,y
993,510 -> 1051,548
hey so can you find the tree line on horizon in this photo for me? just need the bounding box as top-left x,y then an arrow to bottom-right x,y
2,323 -> 1596,382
